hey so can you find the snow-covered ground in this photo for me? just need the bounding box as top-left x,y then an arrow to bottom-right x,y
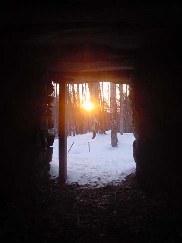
49,131 -> 136,187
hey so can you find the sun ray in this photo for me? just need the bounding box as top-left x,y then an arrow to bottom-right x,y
82,101 -> 94,111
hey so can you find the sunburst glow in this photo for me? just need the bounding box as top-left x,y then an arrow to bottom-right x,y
82,101 -> 94,111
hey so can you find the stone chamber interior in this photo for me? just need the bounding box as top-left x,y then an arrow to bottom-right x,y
0,2 -> 181,201
1,3 -> 182,242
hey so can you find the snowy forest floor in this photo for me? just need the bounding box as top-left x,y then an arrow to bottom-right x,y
1,173 -> 182,243
50,132 -> 136,186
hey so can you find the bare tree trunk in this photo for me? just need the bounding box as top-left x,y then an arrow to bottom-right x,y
99,82 -> 107,134
110,82 -> 118,147
119,83 -> 124,135
76,83 -> 83,134
88,82 -> 100,138
53,83 -> 59,137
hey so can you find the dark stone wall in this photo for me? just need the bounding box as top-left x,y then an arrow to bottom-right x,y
132,33 -> 182,195
0,44 -> 54,198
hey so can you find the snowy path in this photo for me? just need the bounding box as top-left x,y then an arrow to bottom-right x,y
49,131 -> 136,187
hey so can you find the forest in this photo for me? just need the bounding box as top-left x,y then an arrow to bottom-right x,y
52,82 -> 133,147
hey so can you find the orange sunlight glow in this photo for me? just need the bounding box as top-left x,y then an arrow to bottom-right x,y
82,101 -> 94,111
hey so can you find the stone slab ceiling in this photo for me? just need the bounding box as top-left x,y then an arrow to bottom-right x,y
1,1 -> 181,81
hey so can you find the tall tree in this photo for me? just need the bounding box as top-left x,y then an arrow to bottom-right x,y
88,82 -> 100,138
110,82 -> 118,147
99,82 -> 107,134
119,83 -> 124,135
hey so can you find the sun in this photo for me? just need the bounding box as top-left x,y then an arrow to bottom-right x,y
82,101 -> 94,111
